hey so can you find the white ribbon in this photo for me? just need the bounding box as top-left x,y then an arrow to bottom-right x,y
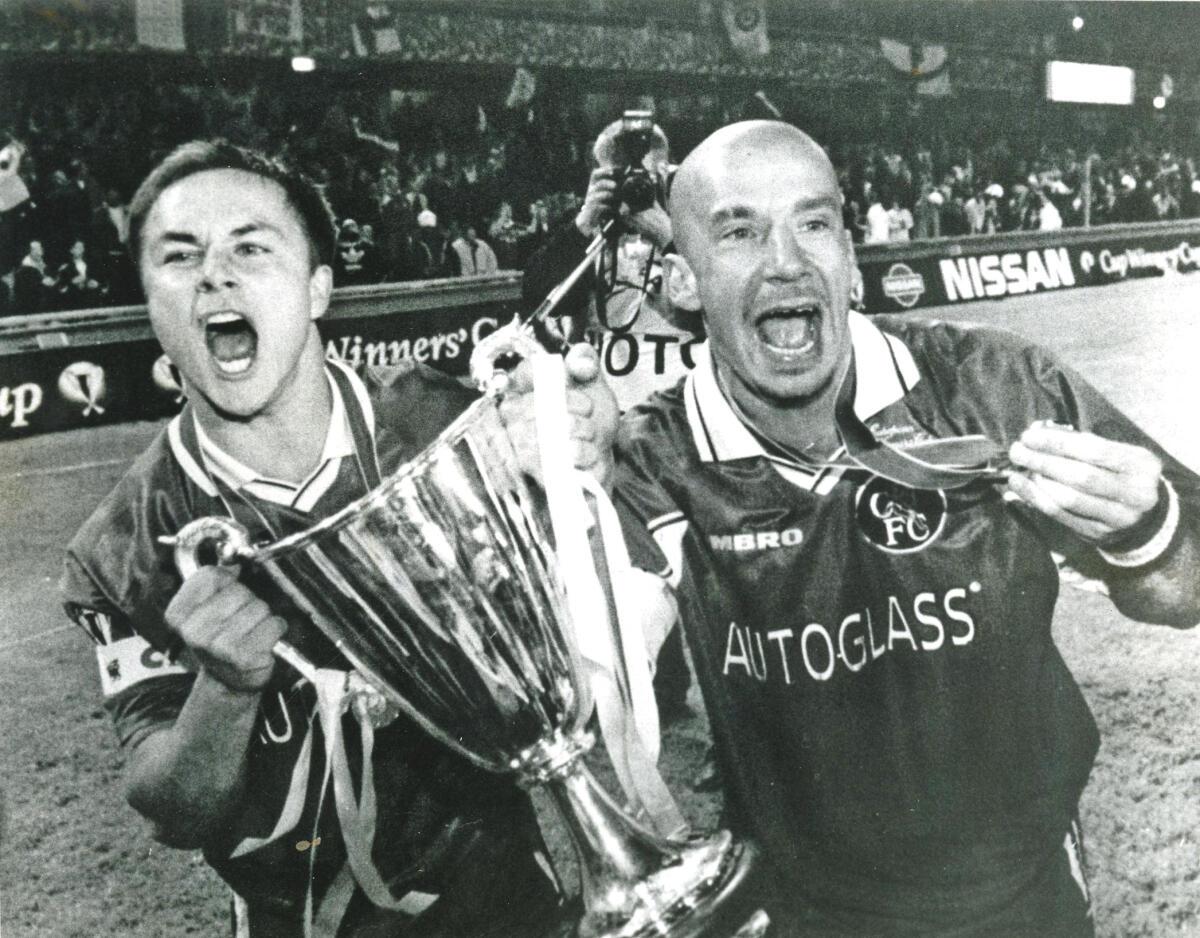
230,670 -> 435,938
530,352 -> 686,839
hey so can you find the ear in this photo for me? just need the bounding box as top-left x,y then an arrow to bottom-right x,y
662,252 -> 702,312
309,264 -> 333,321
843,232 -> 864,308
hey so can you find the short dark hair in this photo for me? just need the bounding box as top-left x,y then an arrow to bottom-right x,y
128,139 -> 336,273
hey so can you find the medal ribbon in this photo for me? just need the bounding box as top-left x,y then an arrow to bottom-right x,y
833,350 -> 1008,491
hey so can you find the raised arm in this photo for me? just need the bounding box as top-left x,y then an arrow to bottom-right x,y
122,566 -> 286,847
1008,423 -> 1200,627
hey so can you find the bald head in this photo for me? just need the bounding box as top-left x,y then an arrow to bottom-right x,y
669,121 -> 838,258
659,119 -> 856,424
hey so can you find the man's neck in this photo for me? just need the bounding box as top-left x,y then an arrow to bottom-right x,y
193,356 -> 334,485
715,359 -> 848,458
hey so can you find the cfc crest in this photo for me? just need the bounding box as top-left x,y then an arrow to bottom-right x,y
855,477 -> 946,553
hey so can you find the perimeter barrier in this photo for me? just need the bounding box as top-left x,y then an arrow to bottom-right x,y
3,220 -> 1200,440
857,218 -> 1200,314
0,274 -> 520,440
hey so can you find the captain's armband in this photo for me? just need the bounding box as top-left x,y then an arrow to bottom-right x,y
65,603 -> 188,697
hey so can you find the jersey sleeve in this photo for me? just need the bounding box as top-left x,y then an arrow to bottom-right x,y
365,359 -> 479,467
61,555 -> 193,749
613,412 -> 688,587
979,332 -> 1200,591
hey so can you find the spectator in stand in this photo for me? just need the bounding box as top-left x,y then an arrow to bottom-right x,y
887,197 -> 913,242
842,185 -> 865,245
983,185 -> 1003,233
38,169 -> 88,268
937,178 -> 969,238
91,187 -> 137,304
488,200 -> 523,268
913,181 -> 942,240
333,218 -> 380,286
1152,181 -> 1179,220
1184,177 -> 1200,219
964,188 -> 987,235
1094,180 -> 1120,227
53,238 -> 103,310
1037,189 -> 1063,231
416,208 -> 451,279
448,223 -> 499,276
12,239 -> 55,313
519,197 -> 552,267
862,190 -> 889,245
0,138 -> 31,279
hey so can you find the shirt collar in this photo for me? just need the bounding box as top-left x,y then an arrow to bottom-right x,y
191,369 -> 354,506
684,310 -> 920,465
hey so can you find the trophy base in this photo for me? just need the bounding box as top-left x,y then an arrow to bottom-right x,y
576,832 -> 766,938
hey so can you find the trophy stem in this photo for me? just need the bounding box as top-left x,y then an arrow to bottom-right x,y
548,757 -> 680,916
517,731 -> 761,938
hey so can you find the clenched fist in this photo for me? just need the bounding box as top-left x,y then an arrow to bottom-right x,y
165,566 -> 287,693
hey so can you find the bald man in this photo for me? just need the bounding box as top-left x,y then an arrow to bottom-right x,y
612,121 -> 1200,935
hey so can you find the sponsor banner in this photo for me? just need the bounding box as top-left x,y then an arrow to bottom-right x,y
861,229 -> 1200,314
585,328 -> 703,412
0,304 -> 507,441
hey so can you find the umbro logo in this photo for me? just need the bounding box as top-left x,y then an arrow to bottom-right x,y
709,528 -> 803,552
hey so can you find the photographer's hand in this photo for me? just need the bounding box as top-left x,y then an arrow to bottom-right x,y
576,168 -> 620,238
625,203 -> 672,252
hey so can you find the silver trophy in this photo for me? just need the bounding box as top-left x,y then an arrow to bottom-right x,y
167,352 -> 764,937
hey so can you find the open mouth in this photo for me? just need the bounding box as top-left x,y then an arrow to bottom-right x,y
755,303 -> 821,354
204,312 -> 258,375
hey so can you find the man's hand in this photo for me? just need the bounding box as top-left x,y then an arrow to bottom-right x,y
576,168 -> 621,239
1006,422 -> 1164,547
626,202 -> 672,252
575,167 -> 673,251
165,566 -> 286,694
500,344 -> 619,487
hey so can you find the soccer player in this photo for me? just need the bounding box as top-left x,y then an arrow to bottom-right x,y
60,140 -> 616,937
613,121 -> 1200,935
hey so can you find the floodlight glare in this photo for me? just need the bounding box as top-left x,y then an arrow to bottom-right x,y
291,56 -> 316,73
1071,15 -> 1084,31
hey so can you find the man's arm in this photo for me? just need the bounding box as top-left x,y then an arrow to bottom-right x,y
124,672 -> 263,847
123,566 -> 286,847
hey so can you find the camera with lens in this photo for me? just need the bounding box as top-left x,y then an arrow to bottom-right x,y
603,110 -> 668,214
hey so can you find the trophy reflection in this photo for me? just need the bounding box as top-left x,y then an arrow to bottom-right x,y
169,371 -> 763,937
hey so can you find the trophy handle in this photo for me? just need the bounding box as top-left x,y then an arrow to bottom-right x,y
159,516 -> 255,579
158,517 -> 320,685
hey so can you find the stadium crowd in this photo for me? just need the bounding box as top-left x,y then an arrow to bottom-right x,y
4,74 -> 1200,315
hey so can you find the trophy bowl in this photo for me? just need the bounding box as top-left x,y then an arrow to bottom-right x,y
169,385 -> 764,938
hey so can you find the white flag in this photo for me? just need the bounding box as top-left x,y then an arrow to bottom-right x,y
721,0 -> 769,61
135,0 -> 185,51
880,38 -> 951,97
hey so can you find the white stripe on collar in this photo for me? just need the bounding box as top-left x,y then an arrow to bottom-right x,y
329,357 -> 376,446
167,413 -> 217,497
684,310 -> 920,466
168,363 -> 371,508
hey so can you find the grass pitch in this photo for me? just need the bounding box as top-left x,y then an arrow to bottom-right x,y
2,276 -> 1198,936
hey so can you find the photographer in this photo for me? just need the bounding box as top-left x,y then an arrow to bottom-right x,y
522,113 -> 701,416
523,113 -> 699,728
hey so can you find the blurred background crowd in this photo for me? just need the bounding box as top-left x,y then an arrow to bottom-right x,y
2,0 -> 1199,313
